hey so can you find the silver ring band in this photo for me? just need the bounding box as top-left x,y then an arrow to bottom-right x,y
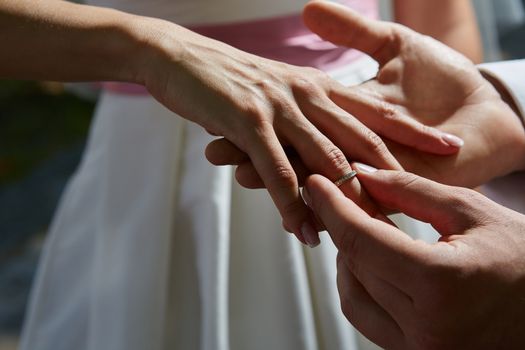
334,170 -> 358,187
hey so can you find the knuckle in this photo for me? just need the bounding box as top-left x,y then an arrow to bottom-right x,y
255,79 -> 283,98
363,129 -> 388,155
292,76 -> 318,94
266,165 -> 303,218
292,69 -> 329,93
417,123 -> 438,139
269,164 -> 297,190
311,69 -> 331,83
247,107 -> 268,124
389,23 -> 409,47
279,198 -> 305,221
304,66 -> 328,80
377,101 -> 400,122
323,146 -> 349,175
235,117 -> 272,151
238,100 -> 269,126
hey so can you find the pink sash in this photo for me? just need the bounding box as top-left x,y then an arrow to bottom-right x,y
104,0 -> 378,94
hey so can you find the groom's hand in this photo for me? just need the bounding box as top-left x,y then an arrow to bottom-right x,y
303,166 -> 525,349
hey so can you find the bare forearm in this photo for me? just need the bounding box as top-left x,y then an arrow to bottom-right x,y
393,0 -> 482,63
0,0 -> 176,83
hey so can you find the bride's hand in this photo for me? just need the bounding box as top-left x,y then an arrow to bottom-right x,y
132,17 -> 460,243
133,17 -> 457,243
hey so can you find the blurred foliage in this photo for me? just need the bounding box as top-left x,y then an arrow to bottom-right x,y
0,81 -> 95,186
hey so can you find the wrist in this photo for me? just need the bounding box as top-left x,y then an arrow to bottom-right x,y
121,15 -> 189,86
0,0 -> 158,82
493,100 -> 525,173
480,72 -> 525,172
481,71 -> 523,120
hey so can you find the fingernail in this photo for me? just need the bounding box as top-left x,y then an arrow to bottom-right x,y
301,221 -> 320,248
441,133 -> 464,148
301,186 -> 312,207
292,228 -> 307,245
295,231 -> 307,245
354,162 -> 378,173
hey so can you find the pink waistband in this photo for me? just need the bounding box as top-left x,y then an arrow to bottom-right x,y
104,0 -> 378,95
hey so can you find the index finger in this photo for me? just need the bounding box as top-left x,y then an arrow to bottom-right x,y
303,0 -> 399,65
304,174 -> 429,289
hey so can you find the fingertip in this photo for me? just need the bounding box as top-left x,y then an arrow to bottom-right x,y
205,138 -> 249,165
354,167 -> 391,185
282,219 -> 309,245
303,175 -> 321,208
303,0 -> 327,18
351,166 -> 398,201
204,141 -> 222,166
302,0 -> 350,44
303,0 -> 345,18
304,174 -> 332,194
303,0 -> 393,64
403,128 -> 464,155
418,132 -> 464,155
441,133 -> 464,150
304,174 -> 345,209
353,162 -> 378,174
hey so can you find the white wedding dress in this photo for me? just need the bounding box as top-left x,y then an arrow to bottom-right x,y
20,1 -> 437,349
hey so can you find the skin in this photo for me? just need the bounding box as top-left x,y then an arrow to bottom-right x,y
209,1 -> 525,189
234,2 -> 525,348
303,169 -> 525,350
394,0 -> 483,63
0,0 -> 465,246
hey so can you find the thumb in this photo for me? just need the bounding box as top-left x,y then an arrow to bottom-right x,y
354,164 -> 480,235
303,174 -> 427,286
303,0 -> 398,65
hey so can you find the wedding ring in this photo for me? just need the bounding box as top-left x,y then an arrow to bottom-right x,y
334,170 -> 358,187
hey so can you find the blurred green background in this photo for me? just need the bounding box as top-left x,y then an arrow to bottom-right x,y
0,81 -> 95,348
0,81 -> 94,185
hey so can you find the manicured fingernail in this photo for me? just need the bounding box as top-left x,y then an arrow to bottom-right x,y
292,228 -> 307,245
354,162 -> 378,173
302,186 -> 312,207
301,221 -> 320,248
441,133 -> 464,148
295,231 -> 307,245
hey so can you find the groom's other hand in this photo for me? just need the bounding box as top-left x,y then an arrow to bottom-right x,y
303,0 -> 525,188
303,166 -> 525,349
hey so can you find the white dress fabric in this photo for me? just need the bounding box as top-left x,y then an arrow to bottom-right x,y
20,62 -> 382,350
20,1 -> 389,350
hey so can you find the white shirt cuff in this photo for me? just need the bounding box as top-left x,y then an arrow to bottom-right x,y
478,59 -> 525,124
